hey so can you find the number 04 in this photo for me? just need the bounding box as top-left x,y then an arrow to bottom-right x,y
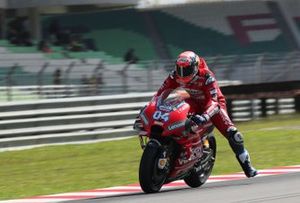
153,111 -> 169,122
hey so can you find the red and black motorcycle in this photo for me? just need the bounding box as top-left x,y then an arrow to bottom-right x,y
135,89 -> 217,193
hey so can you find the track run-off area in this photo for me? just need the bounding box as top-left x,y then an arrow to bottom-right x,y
1,165 -> 300,203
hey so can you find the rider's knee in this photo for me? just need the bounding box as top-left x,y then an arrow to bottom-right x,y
227,126 -> 244,145
227,126 -> 245,154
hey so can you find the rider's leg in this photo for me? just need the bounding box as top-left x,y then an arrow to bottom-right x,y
211,108 -> 257,178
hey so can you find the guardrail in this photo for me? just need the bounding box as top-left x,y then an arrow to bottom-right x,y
0,92 -> 153,150
0,87 -> 298,150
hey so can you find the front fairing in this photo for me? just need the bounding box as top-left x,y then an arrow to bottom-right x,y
140,89 -> 191,137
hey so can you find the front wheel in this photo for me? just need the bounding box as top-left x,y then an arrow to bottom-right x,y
139,141 -> 168,193
184,134 -> 217,188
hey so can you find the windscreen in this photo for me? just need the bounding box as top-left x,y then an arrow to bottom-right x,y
157,88 -> 190,110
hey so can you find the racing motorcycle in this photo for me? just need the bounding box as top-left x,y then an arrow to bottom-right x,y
134,89 -> 217,193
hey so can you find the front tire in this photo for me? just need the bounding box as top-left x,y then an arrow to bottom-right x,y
139,141 -> 167,193
184,134 -> 217,188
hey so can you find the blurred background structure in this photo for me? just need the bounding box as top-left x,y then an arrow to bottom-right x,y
0,0 -> 299,148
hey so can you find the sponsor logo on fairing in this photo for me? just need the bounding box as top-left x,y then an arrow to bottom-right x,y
159,105 -> 173,112
168,121 -> 185,131
178,146 -> 203,165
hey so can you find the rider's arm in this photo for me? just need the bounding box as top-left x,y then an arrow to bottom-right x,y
202,70 -> 221,120
216,86 -> 227,110
155,71 -> 179,98
134,71 -> 179,132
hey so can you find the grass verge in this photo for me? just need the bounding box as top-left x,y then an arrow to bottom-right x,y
0,113 -> 300,200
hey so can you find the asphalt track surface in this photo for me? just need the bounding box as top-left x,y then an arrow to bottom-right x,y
70,172 -> 300,203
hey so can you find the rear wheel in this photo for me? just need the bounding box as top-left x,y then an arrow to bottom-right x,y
139,142 -> 168,193
184,134 -> 217,188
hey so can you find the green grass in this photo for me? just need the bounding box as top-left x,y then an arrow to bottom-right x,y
0,114 -> 300,200
212,114 -> 300,174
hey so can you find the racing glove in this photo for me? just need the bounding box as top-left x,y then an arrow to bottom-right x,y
189,114 -> 210,133
191,114 -> 210,126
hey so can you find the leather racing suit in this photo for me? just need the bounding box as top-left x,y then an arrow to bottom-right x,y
154,57 -> 257,178
156,58 -> 233,136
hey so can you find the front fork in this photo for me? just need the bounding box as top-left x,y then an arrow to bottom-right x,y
139,135 -> 148,149
140,136 -> 170,172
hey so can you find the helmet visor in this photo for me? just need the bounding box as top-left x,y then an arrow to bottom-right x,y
176,65 -> 195,77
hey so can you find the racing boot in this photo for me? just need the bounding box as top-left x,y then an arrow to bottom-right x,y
236,150 -> 258,178
227,127 -> 258,178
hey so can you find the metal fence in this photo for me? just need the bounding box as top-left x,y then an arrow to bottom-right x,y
0,91 -> 296,150
0,51 -> 300,102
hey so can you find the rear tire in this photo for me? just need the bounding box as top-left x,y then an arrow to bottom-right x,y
139,142 -> 167,193
184,134 -> 217,188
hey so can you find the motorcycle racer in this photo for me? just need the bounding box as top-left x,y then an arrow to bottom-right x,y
139,51 -> 257,178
